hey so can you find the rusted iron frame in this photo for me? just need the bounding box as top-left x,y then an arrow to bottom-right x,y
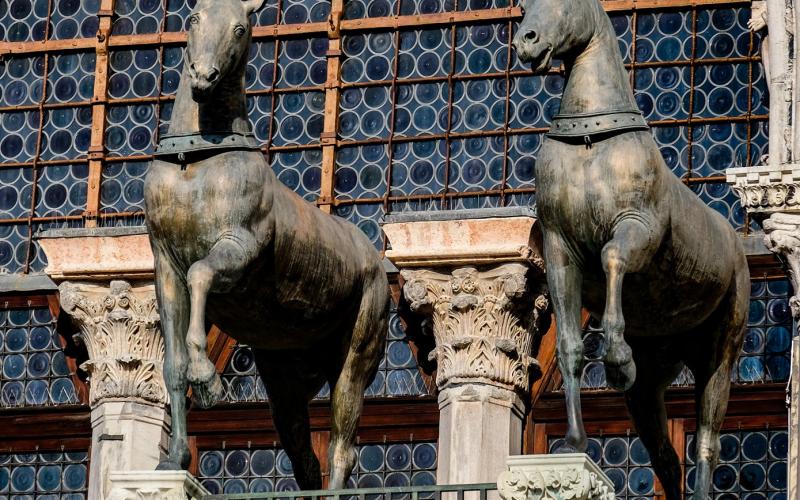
316,0 -> 344,214
499,5 -> 516,207
0,0 -> 757,57
441,2 -> 461,209
629,7 -> 638,90
743,29 -> 756,235
264,0 -> 285,167
83,0 -> 116,227
378,0 -> 406,250
23,0 -> 55,274
684,7 -> 699,183
150,0 -> 170,151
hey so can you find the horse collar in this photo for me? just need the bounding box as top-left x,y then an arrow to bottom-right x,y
547,109 -> 648,142
154,131 -> 261,163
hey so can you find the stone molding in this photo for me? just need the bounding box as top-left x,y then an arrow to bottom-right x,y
107,471 -> 208,500
497,454 -> 615,500
60,280 -> 167,406
402,263 -> 549,397
727,164 -> 800,215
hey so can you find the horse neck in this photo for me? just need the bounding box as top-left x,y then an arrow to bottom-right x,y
166,61 -> 251,136
559,12 -> 638,115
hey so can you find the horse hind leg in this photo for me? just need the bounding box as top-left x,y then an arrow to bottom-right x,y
624,344 -> 684,500
255,352 -> 325,490
601,217 -> 658,391
328,274 -> 388,488
186,231 -> 259,408
688,260 -> 748,500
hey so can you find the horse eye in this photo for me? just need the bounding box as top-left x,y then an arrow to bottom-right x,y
189,14 -> 199,25
234,25 -> 246,37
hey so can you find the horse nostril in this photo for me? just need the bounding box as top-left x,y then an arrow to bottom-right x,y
524,30 -> 538,43
207,67 -> 220,82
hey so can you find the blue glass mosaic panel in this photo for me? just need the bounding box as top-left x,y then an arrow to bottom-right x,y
349,442 -> 437,488
281,0 -> 330,25
334,203 -> 386,250
0,451 -> 89,497
451,79 -> 507,134
739,279 -> 794,384
50,0 -> 100,40
270,149 -> 323,202
397,28 -> 452,80
0,225 -> 30,274
276,38 -> 328,89
339,87 -> 393,141
112,0 -> 163,35
100,161 -> 148,214
686,429 -> 788,498
448,137 -> 504,193
46,52 -> 95,104
1,56 -> 45,108
342,32 -> 397,84
0,307 -> 79,407
334,145 -> 389,200
550,435 -> 655,499
391,83 -> 447,138
266,93 -> 324,147
41,108 -> 92,161
574,278 -> 795,390
1,0 -> 50,42
0,168 -> 34,220
198,447 -> 298,494
108,49 -> 162,100
453,24 -> 508,76
105,104 -> 157,157
222,305 -> 428,403
165,0 -> 196,32
389,141 -> 447,199
36,164 -> 89,218
246,42 -> 276,92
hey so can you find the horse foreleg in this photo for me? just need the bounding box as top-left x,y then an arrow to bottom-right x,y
186,230 -> 258,408
152,251 -> 192,470
329,275 -> 387,488
544,233 -> 587,453
600,217 -> 654,391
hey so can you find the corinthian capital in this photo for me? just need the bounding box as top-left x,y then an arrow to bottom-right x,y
763,213 -> 800,318
60,280 -> 167,406
402,263 -> 550,398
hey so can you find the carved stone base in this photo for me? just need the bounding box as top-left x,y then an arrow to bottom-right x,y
438,384 -> 526,485
107,471 -> 208,500
90,401 -> 171,499
497,454 -> 615,500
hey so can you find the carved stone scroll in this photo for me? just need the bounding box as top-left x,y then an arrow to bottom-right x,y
497,454 -> 615,500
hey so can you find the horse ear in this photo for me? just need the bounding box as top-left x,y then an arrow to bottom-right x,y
242,0 -> 267,15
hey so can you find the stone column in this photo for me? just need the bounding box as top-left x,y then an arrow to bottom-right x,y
383,208 -> 551,485
38,227 -> 170,500
60,280 -> 169,500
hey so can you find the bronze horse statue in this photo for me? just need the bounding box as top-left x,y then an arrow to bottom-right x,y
513,0 -> 749,498
144,0 -> 388,488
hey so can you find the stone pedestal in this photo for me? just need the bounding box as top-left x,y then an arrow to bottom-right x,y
39,227 -> 167,500
497,454 -> 614,500
107,471 -> 208,500
383,208 -> 550,485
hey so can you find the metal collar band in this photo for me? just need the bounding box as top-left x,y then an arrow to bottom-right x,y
547,109 -> 649,140
154,131 -> 261,162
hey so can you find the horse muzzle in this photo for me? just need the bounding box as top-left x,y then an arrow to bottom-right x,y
189,63 -> 220,102
512,30 -> 553,75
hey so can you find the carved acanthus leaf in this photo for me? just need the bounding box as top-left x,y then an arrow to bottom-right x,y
497,468 -> 615,500
401,264 -> 551,397
60,280 -> 167,406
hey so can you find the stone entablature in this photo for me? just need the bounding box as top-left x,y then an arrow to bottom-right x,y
727,164 -> 800,214
498,454 -> 615,500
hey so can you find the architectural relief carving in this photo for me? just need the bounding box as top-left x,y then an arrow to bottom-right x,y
727,165 -> 800,214
498,468 -> 615,500
402,263 -> 550,397
107,472 -> 207,500
763,213 -> 800,316
60,280 -> 166,406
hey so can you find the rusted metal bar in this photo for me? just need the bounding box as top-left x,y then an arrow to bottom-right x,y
317,0 -> 345,214
83,0 -> 116,227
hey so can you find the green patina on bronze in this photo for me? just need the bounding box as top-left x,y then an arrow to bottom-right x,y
513,0 -> 749,498
144,0 -> 388,489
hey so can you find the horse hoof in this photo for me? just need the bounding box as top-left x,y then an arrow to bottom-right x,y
191,373 -> 224,409
156,460 -> 182,471
605,359 -> 636,391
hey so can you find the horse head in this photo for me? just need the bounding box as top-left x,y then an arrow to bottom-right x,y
512,0 -> 599,74
186,0 -> 265,102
